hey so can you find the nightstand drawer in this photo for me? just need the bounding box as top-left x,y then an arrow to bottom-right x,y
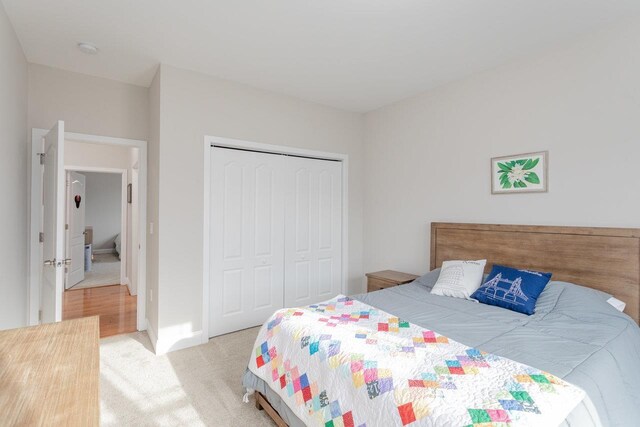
367,277 -> 397,292
365,270 -> 419,293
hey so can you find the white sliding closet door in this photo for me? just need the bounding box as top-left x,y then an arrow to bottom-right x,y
209,148 -> 285,337
284,157 -> 342,307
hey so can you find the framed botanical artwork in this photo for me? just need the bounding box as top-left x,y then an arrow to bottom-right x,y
491,151 -> 548,194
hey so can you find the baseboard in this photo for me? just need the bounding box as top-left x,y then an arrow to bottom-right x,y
93,248 -> 118,255
137,317 -> 147,331
146,318 -> 158,353
154,327 -> 204,355
122,277 -> 136,295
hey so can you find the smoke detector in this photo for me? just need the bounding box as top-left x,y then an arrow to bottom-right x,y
77,42 -> 99,55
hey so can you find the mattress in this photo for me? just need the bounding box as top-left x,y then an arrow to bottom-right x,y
243,269 -> 640,426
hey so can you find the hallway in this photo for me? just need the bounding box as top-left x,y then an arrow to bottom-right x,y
69,253 -> 121,290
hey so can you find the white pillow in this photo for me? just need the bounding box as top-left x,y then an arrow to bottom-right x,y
431,260 -> 487,300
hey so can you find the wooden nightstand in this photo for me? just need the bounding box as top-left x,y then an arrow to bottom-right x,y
365,270 -> 420,292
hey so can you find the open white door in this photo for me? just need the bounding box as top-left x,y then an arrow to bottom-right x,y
41,121 -> 66,323
66,171 -> 86,289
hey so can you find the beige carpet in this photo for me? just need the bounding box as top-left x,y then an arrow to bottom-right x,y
100,327 -> 275,426
71,253 -> 121,290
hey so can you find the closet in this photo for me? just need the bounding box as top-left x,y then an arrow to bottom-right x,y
209,146 -> 343,337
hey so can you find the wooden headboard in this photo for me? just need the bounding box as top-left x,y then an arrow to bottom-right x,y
430,222 -> 640,323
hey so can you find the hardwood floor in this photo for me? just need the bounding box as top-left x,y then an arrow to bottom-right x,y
63,285 -> 137,338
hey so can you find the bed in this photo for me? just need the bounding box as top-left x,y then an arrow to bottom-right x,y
243,223 -> 640,426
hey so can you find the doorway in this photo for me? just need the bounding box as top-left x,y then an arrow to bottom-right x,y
62,169 -> 136,337
65,170 -> 126,290
29,123 -> 147,338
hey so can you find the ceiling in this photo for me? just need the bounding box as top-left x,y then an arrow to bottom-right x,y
3,0 -> 639,112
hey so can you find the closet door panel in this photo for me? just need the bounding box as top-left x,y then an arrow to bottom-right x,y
317,166 -> 342,301
294,168 -> 311,251
222,269 -> 243,315
253,265 -> 273,310
318,170 -> 334,250
210,148 -> 285,337
254,165 -> 273,257
294,260 -> 311,300
222,163 -> 243,260
284,157 -> 342,307
318,258 -> 333,295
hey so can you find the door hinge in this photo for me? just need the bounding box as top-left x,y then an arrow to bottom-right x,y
38,310 -> 42,322
65,224 -> 69,230
37,153 -> 45,165
39,232 -> 44,243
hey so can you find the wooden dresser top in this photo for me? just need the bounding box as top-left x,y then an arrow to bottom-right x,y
0,316 -> 100,426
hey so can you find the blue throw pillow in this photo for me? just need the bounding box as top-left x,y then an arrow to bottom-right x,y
471,265 -> 552,315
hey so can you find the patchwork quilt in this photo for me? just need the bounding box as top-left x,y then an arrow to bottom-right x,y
247,295 -> 585,426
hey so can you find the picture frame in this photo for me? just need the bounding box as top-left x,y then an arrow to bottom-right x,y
127,183 -> 132,203
491,151 -> 548,194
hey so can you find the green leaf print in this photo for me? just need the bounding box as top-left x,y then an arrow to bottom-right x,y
497,157 -> 541,189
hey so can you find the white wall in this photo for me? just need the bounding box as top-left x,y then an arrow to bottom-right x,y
65,140 -> 134,170
28,64 -> 149,140
363,19 -> 640,276
146,69 -> 161,335
0,1 -> 28,330
150,64 -> 364,352
83,172 -> 122,251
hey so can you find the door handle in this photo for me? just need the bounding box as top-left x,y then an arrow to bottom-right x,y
43,259 -> 72,267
